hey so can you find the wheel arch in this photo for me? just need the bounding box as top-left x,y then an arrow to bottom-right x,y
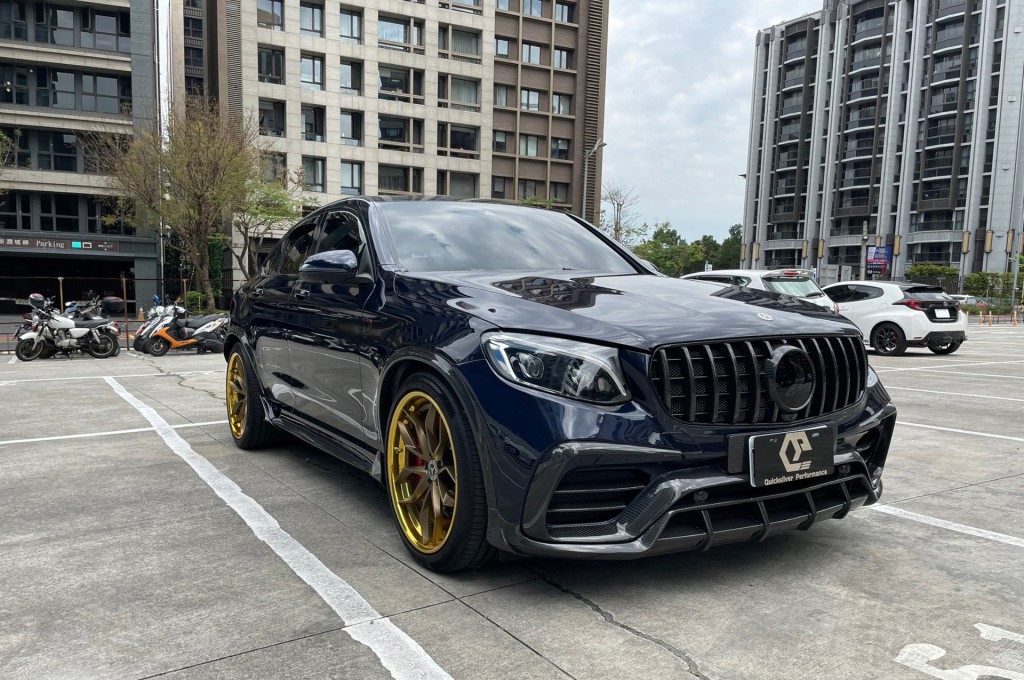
376,351 -> 498,516
869,319 -> 905,344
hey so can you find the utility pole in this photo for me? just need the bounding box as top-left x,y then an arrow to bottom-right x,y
859,219 -> 869,280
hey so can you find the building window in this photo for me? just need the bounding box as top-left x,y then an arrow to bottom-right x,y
299,2 -> 322,36
495,37 -> 510,59
378,116 -> 424,153
257,0 -> 283,30
378,15 -> 424,54
340,59 -> 362,94
439,76 -> 480,111
301,105 -> 325,142
446,172 -> 477,198
262,152 -> 288,184
300,53 -> 324,90
555,2 -> 574,22
258,99 -> 285,136
492,177 -> 509,199
301,156 -> 325,192
551,137 -> 569,160
340,8 -> 361,43
496,0 -> 510,10
258,46 -> 285,84
379,165 -> 423,194
448,28 -> 480,62
184,17 -> 202,39
82,74 -> 126,114
553,48 -> 571,69
518,179 -> 539,200
494,131 -> 508,152
379,65 -> 424,104
80,7 -> 132,52
524,0 -> 543,17
552,93 -> 572,115
519,134 -> 541,157
1,0 -> 29,41
438,123 -> 478,158
340,110 -> 362,145
494,84 -> 510,107
521,42 -> 541,64
550,182 -> 569,203
341,161 -> 362,195
184,46 -> 203,68
36,131 -> 78,171
520,88 -> 540,111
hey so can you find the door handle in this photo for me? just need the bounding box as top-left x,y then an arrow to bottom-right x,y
252,286 -> 264,298
295,286 -> 311,300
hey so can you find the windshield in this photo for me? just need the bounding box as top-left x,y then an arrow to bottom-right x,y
379,202 -> 638,275
763,277 -> 824,298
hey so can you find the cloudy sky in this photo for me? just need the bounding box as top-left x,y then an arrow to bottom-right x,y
601,0 -> 822,242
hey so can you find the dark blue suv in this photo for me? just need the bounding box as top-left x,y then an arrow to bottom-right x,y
224,198 -> 895,572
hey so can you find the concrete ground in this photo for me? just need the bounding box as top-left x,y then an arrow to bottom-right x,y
1,328 -> 1023,680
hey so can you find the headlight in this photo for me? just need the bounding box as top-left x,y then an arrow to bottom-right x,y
482,333 -> 630,405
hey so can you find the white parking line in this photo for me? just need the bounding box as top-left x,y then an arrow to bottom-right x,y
889,369 -> 1024,381
0,420 -> 229,447
104,376 -> 452,680
886,386 -> 1024,402
866,505 -> 1024,549
898,421 -> 1024,443
874,359 -> 1024,373
7,356 -> 17,364
0,370 -> 219,385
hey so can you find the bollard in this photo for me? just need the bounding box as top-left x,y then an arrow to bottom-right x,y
988,311 -> 993,326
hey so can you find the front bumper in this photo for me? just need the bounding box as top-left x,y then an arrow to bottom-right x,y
492,405 -> 895,560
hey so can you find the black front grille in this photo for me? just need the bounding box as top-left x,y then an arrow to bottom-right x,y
650,335 -> 867,425
545,467 -> 649,537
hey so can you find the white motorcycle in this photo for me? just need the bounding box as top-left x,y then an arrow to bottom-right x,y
15,294 -> 120,361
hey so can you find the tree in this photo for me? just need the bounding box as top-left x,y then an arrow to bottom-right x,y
231,172 -> 307,280
633,223 -> 689,277
599,181 -> 647,248
906,264 -> 958,279
713,224 -> 743,271
0,129 -> 18,196
90,101 -> 262,312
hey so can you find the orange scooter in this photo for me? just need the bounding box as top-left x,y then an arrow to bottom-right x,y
145,306 -> 227,356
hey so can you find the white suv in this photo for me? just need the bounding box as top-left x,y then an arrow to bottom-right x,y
822,281 -> 967,356
681,269 -> 838,313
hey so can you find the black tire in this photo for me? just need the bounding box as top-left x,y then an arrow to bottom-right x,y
928,339 -> 962,355
871,323 -> 907,356
40,345 -> 57,359
383,372 -> 495,572
15,337 -> 45,362
86,333 -> 117,358
147,336 -> 170,357
226,347 -> 284,449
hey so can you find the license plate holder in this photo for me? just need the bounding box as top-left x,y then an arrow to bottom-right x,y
748,425 -> 836,488
934,308 -> 951,319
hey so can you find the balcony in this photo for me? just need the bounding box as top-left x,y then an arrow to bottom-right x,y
840,174 -> 879,188
910,220 -> 957,233
767,227 -> 802,241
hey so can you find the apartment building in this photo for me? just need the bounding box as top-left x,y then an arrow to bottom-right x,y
169,0 -> 606,286
743,0 -> 1023,283
0,0 -> 159,302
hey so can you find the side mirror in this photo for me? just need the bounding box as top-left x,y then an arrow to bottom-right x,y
300,249 -> 360,283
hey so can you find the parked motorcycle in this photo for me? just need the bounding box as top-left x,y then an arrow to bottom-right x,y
145,306 -> 227,356
15,294 -> 120,361
133,295 -> 187,352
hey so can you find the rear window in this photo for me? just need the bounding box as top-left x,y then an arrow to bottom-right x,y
904,286 -> 948,301
763,276 -> 823,298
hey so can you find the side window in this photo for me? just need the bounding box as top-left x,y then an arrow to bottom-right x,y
318,210 -> 365,255
852,285 -> 883,301
279,220 -> 319,275
826,285 -> 851,302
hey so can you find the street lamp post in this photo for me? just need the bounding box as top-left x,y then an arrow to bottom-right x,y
859,219 -> 869,280
581,140 -> 607,223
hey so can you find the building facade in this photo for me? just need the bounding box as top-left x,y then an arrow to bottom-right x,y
167,0 -> 607,285
0,0 -> 160,304
743,0 -> 1023,283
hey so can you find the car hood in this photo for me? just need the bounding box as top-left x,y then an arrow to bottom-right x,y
394,271 -> 858,350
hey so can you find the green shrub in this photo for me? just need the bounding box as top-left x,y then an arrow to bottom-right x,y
184,290 -> 206,312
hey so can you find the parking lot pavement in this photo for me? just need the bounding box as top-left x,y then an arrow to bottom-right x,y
1,336 -> 1023,680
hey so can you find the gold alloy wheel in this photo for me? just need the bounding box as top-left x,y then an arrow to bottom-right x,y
387,391 -> 458,554
226,353 -> 247,439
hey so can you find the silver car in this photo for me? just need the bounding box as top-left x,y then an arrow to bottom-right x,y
681,268 -> 839,313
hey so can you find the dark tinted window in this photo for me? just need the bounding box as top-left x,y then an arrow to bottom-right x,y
275,220 -> 318,274
824,285 -> 853,302
379,202 -> 637,274
318,211 -> 364,254
903,285 -> 947,301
